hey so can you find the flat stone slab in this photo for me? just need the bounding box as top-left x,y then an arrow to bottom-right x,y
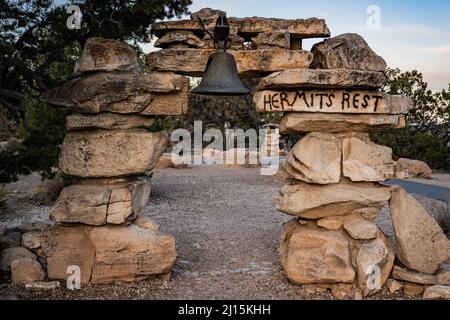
279,113 -> 406,134
254,90 -> 413,114
146,49 -> 313,77
67,113 -> 155,131
152,17 -> 330,39
257,69 -> 386,91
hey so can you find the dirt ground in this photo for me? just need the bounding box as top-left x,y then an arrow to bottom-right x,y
0,166 -> 447,300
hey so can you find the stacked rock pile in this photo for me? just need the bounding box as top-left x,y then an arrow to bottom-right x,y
254,32 -> 450,299
0,37 -> 186,285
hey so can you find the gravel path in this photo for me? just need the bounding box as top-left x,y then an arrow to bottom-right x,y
1,166 -> 444,300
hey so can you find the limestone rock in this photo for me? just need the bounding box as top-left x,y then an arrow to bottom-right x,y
21,232 -> 42,250
25,281 -> 60,291
0,232 -> 21,249
354,231 -> 395,296
437,265 -> 450,285
389,186 -> 450,274
51,179 -> 151,226
397,158 -> 433,179
392,266 -> 438,285
133,216 -> 160,231
257,69 -> 386,91
32,176 -> 64,204
403,283 -> 424,296
423,285 -> 450,299
317,216 -> 344,230
190,8 -> 225,21
59,130 -> 168,178
155,31 -> 204,49
19,223 -> 51,233
275,182 -> 391,219
41,225 -> 176,284
254,90 -> 413,114
147,49 -> 313,77
281,219 -> 355,284
344,218 -> 378,240
343,136 -> 395,182
40,72 -> 189,115
284,133 -> 341,184
11,257 -> 45,284
75,37 -> 140,74
252,32 -> 290,49
279,113 -> 406,134
386,279 -> 403,294
0,247 -> 37,271
311,33 -> 387,72
67,113 -> 155,131
156,153 -> 189,169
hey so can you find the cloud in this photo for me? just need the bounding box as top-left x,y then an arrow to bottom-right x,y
417,45 -> 450,54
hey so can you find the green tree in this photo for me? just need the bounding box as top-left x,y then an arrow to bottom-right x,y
0,0 -> 191,183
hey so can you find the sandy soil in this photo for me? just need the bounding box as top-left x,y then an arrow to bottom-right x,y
0,167 -> 446,300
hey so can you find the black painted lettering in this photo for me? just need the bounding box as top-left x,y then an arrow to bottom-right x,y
326,94 -> 335,107
310,93 -> 314,108
280,92 -> 289,110
264,94 -> 272,111
342,92 -> 351,110
296,91 -> 310,108
316,93 -> 328,110
271,93 -> 280,109
372,95 -> 383,112
353,93 -> 360,109
362,95 -> 370,108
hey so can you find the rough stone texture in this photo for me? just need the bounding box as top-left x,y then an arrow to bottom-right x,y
0,232 -> 21,249
280,219 -> 355,285
353,231 -> 395,296
25,281 -> 61,291
389,186 -> 450,274
40,72 -> 189,115
423,285 -> 450,299
387,279 -> 403,294
343,136 -> 395,182
133,216 -> 160,231
279,113 -> 406,134
41,225 -> 176,284
0,247 -> 37,271
152,16 -> 330,39
146,49 -> 313,77
317,216 -> 344,230
343,217 -> 378,240
67,113 -> 155,131
59,130 -> 168,178
74,37 -> 140,74
275,181 -> 391,219
392,266 -> 438,285
51,179 -> 151,226
11,257 -> 45,284
190,7 -> 225,21
403,283 -> 424,296
155,30 -> 204,49
254,90 -> 413,114
397,158 -> 433,179
252,32 -> 290,49
310,33 -> 387,72
257,69 -> 386,91
284,132 -> 341,184
155,153 -> 189,169
437,265 -> 450,285
21,232 -> 42,250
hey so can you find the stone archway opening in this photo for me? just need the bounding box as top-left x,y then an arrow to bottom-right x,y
6,7 -> 449,300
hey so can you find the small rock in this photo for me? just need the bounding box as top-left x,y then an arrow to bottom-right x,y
11,257 -> 45,284
0,232 -> 21,249
343,217 -> 378,240
21,232 -> 42,250
330,283 -> 354,300
437,265 -> 450,285
25,281 -> 60,291
393,265 -> 438,285
403,283 -> 424,296
386,279 -> 403,294
0,247 -> 37,271
302,284 -> 328,294
133,216 -> 160,231
423,285 -> 450,299
317,216 -> 344,230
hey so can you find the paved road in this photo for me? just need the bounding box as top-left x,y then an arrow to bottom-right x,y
384,179 -> 450,201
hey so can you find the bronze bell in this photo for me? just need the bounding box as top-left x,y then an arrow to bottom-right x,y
192,13 -> 249,96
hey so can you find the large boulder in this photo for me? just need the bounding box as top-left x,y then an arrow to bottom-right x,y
40,72 -> 189,115
51,178 -> 151,226
284,132 -> 341,184
41,225 -> 176,284
0,247 -> 37,272
11,257 -> 45,284
389,186 -> 450,274
59,130 -> 168,178
310,33 -> 387,72
280,219 -> 355,284
275,181 -> 391,219
397,158 -> 433,179
342,135 -> 395,182
74,37 -> 140,74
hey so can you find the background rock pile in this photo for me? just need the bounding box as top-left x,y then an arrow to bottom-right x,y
1,38 -> 185,285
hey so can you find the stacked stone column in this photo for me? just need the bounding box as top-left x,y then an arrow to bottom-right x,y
37,38 -> 189,284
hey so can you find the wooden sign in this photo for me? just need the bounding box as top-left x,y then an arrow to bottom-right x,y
254,90 -> 411,114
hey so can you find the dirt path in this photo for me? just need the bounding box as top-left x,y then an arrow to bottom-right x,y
0,166 -> 429,300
